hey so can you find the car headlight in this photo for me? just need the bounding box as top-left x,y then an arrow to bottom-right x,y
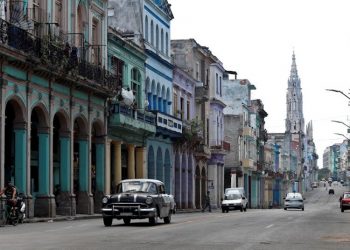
145,197 -> 153,205
102,197 -> 109,204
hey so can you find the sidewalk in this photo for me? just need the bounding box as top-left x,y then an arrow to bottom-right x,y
24,208 -> 203,223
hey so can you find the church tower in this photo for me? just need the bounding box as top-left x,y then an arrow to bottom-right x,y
286,52 -> 304,134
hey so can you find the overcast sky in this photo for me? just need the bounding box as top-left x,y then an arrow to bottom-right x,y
169,0 -> 350,167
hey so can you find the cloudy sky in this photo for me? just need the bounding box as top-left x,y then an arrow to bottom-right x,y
169,0 -> 350,167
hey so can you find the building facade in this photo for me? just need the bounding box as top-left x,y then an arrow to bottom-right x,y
0,0 -> 113,217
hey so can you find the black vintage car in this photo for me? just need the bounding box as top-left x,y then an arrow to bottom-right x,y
101,179 -> 175,226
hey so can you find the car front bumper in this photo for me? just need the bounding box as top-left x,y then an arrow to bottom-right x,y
221,203 -> 243,210
102,204 -> 156,219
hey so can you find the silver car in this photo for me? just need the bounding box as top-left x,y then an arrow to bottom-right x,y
284,192 -> 305,211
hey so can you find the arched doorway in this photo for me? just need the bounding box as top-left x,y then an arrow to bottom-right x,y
174,152 -> 180,208
91,120 -> 105,213
201,167 -> 207,209
195,165 -> 200,209
53,111 -> 71,216
156,147 -> 163,182
4,99 -> 26,195
31,105 -> 52,217
187,155 -> 193,208
147,146 -> 155,178
181,153 -> 187,208
73,116 -> 91,214
164,149 -> 171,193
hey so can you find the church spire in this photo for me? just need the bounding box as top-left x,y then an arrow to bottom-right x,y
289,51 -> 300,88
285,51 -> 304,134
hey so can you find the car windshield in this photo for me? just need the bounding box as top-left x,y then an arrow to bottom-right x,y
343,193 -> 350,199
225,193 -> 241,200
117,181 -> 157,194
286,193 -> 302,199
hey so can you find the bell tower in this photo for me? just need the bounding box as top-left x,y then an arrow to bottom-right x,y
285,51 -> 304,134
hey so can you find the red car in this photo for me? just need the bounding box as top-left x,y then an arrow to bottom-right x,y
339,192 -> 350,212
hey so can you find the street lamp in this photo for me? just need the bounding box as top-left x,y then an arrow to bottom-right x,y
326,89 -> 350,100
332,120 -> 350,133
334,133 -> 349,140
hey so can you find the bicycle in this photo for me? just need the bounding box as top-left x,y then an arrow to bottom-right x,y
0,200 -> 19,226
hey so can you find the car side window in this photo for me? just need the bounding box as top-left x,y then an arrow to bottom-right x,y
148,183 -> 157,194
159,185 -> 165,194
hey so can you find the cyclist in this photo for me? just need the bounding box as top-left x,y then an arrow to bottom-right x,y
0,181 -> 17,213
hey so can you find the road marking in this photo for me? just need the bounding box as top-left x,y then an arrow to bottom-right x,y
265,224 -> 274,229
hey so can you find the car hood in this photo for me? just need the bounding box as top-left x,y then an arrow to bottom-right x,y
109,193 -> 150,203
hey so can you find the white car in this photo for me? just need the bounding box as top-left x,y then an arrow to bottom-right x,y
221,192 -> 248,213
284,192 -> 305,211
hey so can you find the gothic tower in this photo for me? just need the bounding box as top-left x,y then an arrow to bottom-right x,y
286,51 -> 304,134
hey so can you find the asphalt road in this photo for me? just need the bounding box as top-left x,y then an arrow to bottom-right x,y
1,184 -> 350,250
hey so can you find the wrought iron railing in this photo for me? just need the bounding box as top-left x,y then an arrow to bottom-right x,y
0,18 -> 119,91
112,103 -> 155,125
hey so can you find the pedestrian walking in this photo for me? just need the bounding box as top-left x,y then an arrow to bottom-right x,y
202,191 -> 212,212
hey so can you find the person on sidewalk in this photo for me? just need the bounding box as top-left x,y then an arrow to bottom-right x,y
202,191 -> 212,212
0,181 -> 17,215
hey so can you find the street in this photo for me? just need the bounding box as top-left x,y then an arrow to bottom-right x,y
1,184 -> 350,250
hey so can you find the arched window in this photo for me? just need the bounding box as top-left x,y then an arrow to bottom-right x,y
161,29 -> 164,53
165,32 -> 169,56
131,68 -> 141,108
150,20 -> 154,45
145,16 -> 149,42
156,25 -> 159,50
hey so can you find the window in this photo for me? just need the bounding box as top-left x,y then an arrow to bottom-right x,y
173,92 -> 178,115
196,62 -> 199,80
145,16 -> 149,41
91,19 -> 101,65
180,97 -> 184,120
161,29 -> 164,53
165,32 -> 169,56
219,76 -> 222,96
131,68 -> 141,107
150,21 -> 154,45
55,0 -> 62,28
111,56 -> 124,89
156,25 -> 159,50
187,100 -> 190,120
216,73 -> 219,94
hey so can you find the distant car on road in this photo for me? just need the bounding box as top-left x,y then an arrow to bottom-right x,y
329,188 -> 335,195
101,179 -> 175,226
311,182 -> 318,188
283,192 -> 305,211
221,192 -> 248,213
339,192 -> 350,212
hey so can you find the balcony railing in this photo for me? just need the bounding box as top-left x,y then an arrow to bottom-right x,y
0,18 -> 119,91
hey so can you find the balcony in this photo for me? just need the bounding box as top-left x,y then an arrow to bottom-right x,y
195,84 -> 209,102
194,144 -> 211,160
241,158 -> 255,169
109,103 -> 156,141
242,126 -> 256,138
153,111 -> 183,139
0,18 -> 118,93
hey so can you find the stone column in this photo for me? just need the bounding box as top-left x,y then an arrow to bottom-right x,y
113,141 -> 122,192
105,139 -> 111,194
127,144 -> 135,179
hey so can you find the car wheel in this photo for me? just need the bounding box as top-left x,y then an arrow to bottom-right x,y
240,207 -> 243,212
123,218 -> 131,225
302,207 -> 304,211
103,217 -> 113,227
341,207 -> 344,212
244,206 -> 247,212
222,208 -> 225,213
284,208 -> 287,210
149,216 -> 158,225
164,211 -> 171,224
